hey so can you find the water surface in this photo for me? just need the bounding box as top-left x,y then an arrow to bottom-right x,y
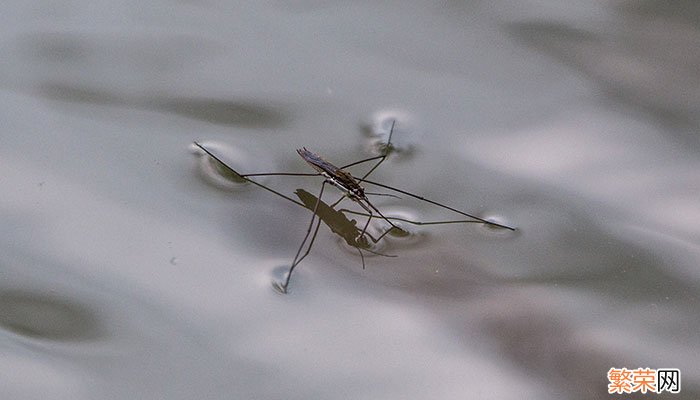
1,1 -> 698,399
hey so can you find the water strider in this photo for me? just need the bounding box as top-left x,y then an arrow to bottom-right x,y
194,121 -> 515,293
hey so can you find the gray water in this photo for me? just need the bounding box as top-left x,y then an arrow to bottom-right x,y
2,1 -> 699,399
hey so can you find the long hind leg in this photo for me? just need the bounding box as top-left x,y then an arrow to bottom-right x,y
278,181 -> 328,293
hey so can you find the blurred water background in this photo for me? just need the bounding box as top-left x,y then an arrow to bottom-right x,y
1,1 -> 699,399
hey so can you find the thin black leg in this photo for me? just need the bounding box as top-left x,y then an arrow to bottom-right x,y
241,172 -> 320,178
339,119 -> 397,172
339,209 -> 488,227
357,206 -> 374,241
356,247 -> 366,270
359,120 -> 395,181
195,142 -> 311,208
339,154 -> 384,170
357,178 -> 516,231
329,195 -> 346,209
363,199 -> 400,231
280,181 -> 327,293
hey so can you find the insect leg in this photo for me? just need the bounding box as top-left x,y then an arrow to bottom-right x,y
339,120 -> 397,173
329,195 -> 347,209
355,198 -> 404,242
359,119 -> 396,180
363,199 -> 401,231
279,180 -> 328,293
194,142 -> 317,208
357,178 -> 516,231
356,247 -> 366,270
241,172 -> 319,178
339,208 -> 485,227
356,201 -> 375,241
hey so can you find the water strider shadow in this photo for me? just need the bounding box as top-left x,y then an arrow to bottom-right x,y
156,98 -> 288,128
0,290 -> 102,342
616,0 -> 700,28
38,82 -> 128,108
10,31 -> 290,128
294,188 -> 371,250
36,82 -> 290,129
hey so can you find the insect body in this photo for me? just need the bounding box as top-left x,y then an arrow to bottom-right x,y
296,147 -> 400,241
297,148 -> 366,200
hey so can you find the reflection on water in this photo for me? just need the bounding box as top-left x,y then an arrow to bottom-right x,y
295,188 -> 376,250
0,291 -> 101,341
38,82 -> 291,128
158,97 -> 289,128
1,0 -> 699,399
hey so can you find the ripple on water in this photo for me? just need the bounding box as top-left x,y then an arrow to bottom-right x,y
361,109 -> 421,159
270,265 -> 291,294
477,213 -> 520,238
334,228 -> 388,259
0,291 -> 101,342
191,141 -> 264,190
373,207 -> 430,247
333,206 -> 429,259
